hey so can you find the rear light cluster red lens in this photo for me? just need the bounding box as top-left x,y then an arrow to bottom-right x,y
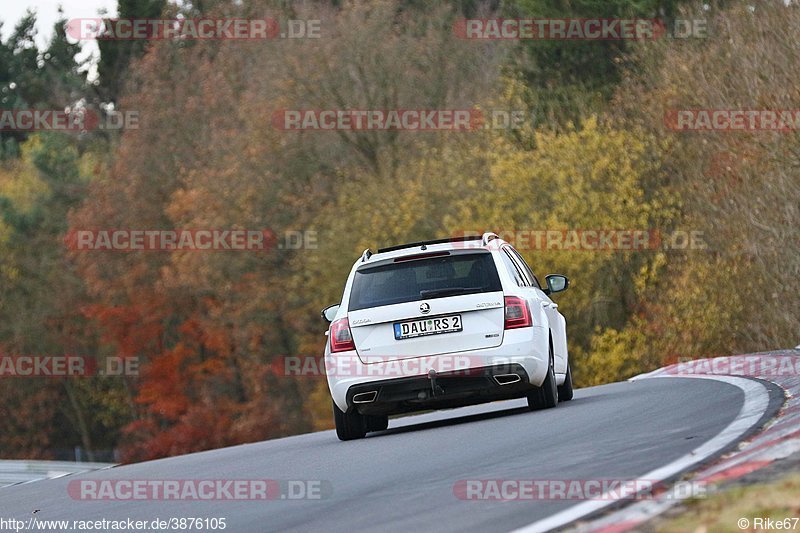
330,317 -> 356,353
504,296 -> 532,329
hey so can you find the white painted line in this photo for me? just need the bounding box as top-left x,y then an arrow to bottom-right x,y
509,375 -> 770,533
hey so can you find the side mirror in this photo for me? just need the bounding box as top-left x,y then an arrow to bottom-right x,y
544,274 -> 569,295
321,304 -> 340,323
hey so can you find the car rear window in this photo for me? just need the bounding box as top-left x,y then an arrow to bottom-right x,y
348,252 -> 502,311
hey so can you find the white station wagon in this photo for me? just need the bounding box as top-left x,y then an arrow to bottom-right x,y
321,233 -> 572,440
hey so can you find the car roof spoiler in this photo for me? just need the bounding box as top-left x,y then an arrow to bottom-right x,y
375,232 -> 499,254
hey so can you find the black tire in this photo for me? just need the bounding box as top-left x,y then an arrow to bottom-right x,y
558,362 -> 574,402
527,343 -> 559,411
366,415 -> 389,432
333,401 -> 367,441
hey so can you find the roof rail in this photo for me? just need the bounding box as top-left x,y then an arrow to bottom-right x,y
482,232 -> 500,246
376,235 -> 482,254
361,248 -> 372,262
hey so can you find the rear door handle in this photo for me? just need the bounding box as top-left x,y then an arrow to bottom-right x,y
541,302 -> 551,308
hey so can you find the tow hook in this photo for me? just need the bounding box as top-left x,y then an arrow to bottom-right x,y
428,369 -> 445,397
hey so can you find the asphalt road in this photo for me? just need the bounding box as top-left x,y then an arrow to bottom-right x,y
0,377 -> 780,533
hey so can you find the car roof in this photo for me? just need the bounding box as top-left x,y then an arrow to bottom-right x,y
376,235 -> 482,253
358,233 -> 506,265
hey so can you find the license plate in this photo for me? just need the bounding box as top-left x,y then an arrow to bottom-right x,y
393,314 -> 462,340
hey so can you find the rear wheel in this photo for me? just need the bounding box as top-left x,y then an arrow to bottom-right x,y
527,343 -> 558,411
558,362 -> 574,402
333,401 -> 367,441
366,415 -> 389,432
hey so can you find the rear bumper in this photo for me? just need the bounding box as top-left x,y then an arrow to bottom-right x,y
346,363 -> 535,415
327,326 -> 550,413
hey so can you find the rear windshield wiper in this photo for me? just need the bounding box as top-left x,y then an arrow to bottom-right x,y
419,287 -> 482,298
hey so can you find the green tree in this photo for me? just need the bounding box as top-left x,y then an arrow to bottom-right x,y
1,10 -> 88,156
96,0 -> 166,104
508,0 -> 689,126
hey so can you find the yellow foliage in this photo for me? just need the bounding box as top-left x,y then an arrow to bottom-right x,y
0,137 -> 50,213
446,117 -> 678,383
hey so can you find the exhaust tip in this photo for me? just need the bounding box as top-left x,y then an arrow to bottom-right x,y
352,391 -> 378,404
494,373 -> 521,386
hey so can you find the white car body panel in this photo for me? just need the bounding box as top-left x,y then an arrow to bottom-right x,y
323,236 -> 570,414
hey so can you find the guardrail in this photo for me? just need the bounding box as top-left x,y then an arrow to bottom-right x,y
0,460 -> 115,488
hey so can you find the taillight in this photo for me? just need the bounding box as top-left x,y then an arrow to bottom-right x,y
504,296 -> 532,329
330,317 -> 356,353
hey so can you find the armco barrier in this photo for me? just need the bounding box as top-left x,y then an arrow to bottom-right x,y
0,460 -> 114,488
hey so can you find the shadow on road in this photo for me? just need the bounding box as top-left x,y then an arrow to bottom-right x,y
370,395 -> 589,438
